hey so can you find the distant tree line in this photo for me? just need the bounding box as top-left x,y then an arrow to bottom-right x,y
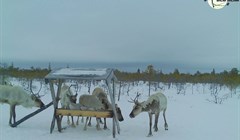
1,63 -> 239,88
1,63 -> 238,104
0,63 -> 50,79
114,65 -> 240,88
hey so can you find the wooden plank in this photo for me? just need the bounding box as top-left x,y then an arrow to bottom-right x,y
10,102 -> 53,128
56,109 -> 113,118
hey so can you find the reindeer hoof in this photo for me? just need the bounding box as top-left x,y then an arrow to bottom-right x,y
71,124 -> 76,128
96,125 -> 101,130
164,123 -> 168,130
103,127 -> 109,130
147,134 -> 153,137
83,127 -> 87,131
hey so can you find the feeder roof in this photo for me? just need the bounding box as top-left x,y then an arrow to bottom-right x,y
45,68 -> 117,82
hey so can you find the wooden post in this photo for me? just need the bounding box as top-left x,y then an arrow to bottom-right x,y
106,79 -> 120,137
10,102 -> 53,128
55,80 -> 63,132
113,79 -> 120,134
49,81 -> 56,133
112,116 -> 116,138
49,80 -> 63,133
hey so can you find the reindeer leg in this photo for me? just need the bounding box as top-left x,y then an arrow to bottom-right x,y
12,105 -> 16,124
60,115 -> 63,127
88,117 -> 92,126
76,116 -> 80,125
81,116 -> 84,123
9,105 -> 13,125
71,116 -> 76,127
9,105 -> 16,126
99,118 -> 103,124
103,118 -> 108,130
163,109 -> 168,130
67,115 -> 70,125
147,113 -> 153,137
76,116 -> 84,125
84,117 -> 89,131
96,118 -> 101,130
154,112 -> 159,132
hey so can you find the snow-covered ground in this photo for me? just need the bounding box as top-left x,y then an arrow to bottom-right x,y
1,79 -> 239,140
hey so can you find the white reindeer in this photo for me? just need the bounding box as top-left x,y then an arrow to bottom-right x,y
78,94 -> 105,130
129,92 -> 168,137
59,84 -> 78,127
87,87 -> 124,129
0,85 -> 45,125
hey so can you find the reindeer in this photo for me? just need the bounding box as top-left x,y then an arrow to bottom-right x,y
78,94 -> 105,130
86,87 -> 124,129
0,85 -> 45,125
129,92 -> 168,137
75,88 -> 124,130
59,84 -> 78,127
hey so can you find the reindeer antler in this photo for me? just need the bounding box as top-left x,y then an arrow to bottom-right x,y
30,79 -> 45,98
69,82 -> 80,95
128,92 -> 141,104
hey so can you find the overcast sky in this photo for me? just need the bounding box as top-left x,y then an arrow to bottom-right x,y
0,0 -> 239,71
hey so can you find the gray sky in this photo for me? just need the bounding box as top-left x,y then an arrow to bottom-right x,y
1,0 -> 239,71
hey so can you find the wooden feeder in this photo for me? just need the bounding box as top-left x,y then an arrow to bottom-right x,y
45,68 -> 120,138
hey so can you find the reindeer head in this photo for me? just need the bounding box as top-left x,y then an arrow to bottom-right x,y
67,94 -> 78,103
129,93 -> 142,118
29,80 -> 45,108
31,95 -> 45,108
129,102 -> 143,118
115,104 -> 124,122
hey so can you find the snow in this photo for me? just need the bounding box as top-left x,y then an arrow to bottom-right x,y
1,80 -> 239,140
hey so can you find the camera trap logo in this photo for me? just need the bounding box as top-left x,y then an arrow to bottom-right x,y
205,0 -> 239,9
